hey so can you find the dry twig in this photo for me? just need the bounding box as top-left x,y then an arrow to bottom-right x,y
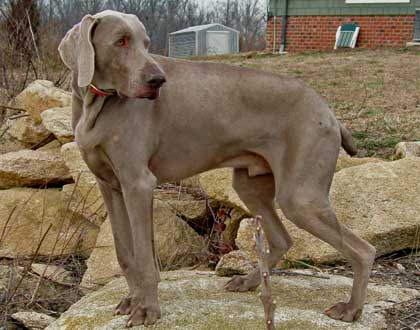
6,224 -> 52,305
0,104 -> 26,112
254,215 -> 276,330
272,269 -> 330,280
7,114 -> 29,120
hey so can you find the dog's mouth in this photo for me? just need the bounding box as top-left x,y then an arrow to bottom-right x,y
118,86 -> 162,100
136,84 -> 164,100
118,80 -> 166,100
144,86 -> 161,100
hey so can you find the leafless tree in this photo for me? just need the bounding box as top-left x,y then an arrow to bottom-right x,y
0,0 -> 266,103
211,0 -> 266,51
1,0 -> 41,56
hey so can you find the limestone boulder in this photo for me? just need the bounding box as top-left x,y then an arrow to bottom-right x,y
199,168 -> 249,213
0,188 -> 98,258
0,149 -> 71,188
46,270 -> 418,330
180,175 -> 200,187
60,142 -> 105,225
335,155 -> 383,172
200,157 -> 384,204
37,140 -> 62,151
31,263 -> 76,286
147,198 -> 208,269
60,183 -> 106,227
11,312 -> 56,330
79,218 -> 120,291
41,107 -> 74,144
307,158 -> 420,263
153,185 -> 197,201
395,141 -> 420,159
205,159 -> 420,265
215,250 -> 254,277
11,80 -> 71,123
8,116 -> 51,146
236,218 -> 258,262
221,208 -> 245,245
164,199 -> 208,219
80,198 -> 207,290
0,131 -> 28,155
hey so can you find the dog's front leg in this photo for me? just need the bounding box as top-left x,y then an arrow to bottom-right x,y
96,179 -> 137,316
120,168 -> 160,327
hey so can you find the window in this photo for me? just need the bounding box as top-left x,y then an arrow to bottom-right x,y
346,0 -> 410,3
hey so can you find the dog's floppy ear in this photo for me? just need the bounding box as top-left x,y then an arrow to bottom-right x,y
77,15 -> 97,87
58,15 -> 98,88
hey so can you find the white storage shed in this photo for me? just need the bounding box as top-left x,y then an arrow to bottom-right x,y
169,23 -> 240,58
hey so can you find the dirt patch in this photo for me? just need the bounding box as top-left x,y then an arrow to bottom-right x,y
194,48 -> 420,159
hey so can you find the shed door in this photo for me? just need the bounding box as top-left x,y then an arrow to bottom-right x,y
206,31 -> 230,55
415,10 -> 420,41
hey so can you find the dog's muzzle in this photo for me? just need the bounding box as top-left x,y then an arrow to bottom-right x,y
141,74 -> 166,100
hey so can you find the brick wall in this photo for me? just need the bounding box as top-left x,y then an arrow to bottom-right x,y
266,15 -> 415,53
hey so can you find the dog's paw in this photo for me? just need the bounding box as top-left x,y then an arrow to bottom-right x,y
126,303 -> 161,327
224,274 -> 260,292
324,302 -> 363,322
114,297 -> 132,316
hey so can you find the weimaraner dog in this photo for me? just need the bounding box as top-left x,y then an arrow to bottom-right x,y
59,10 -> 376,327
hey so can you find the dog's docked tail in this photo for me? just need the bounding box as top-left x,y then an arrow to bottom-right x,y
339,123 -> 358,156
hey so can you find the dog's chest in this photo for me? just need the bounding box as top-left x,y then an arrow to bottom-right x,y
76,135 -> 121,191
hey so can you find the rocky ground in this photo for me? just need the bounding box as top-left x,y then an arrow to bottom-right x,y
1,249 -> 418,330
330,250 -> 420,330
43,270 -> 418,330
0,63 -> 419,329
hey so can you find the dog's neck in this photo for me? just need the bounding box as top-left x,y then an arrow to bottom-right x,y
82,91 -> 108,130
71,77 -> 110,150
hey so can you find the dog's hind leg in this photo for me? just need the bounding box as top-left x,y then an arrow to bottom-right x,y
277,186 -> 375,321
273,131 -> 376,322
224,168 -> 293,292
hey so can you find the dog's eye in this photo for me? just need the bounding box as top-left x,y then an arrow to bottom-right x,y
116,37 -> 129,48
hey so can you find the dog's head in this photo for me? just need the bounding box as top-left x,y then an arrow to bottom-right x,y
59,10 -> 166,100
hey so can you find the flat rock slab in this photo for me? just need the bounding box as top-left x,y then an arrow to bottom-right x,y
11,311 -> 56,329
60,143 -> 106,225
0,188 -> 98,258
31,263 -> 76,286
0,149 -> 71,188
46,271 -> 418,330
41,107 -> 74,144
11,80 -> 71,123
215,250 -> 254,277
395,141 -> 420,159
8,116 -> 51,146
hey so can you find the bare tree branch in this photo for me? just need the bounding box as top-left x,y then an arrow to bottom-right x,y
254,215 -> 277,330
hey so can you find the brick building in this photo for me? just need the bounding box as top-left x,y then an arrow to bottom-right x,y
267,0 -> 420,53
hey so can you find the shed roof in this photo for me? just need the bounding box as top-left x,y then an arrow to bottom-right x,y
170,23 -> 239,35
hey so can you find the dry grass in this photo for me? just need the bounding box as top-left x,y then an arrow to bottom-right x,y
0,178 -> 96,329
193,48 -> 420,159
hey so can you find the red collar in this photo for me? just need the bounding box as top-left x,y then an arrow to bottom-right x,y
89,84 -> 116,97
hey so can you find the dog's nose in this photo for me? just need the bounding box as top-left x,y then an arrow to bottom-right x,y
147,75 -> 166,88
